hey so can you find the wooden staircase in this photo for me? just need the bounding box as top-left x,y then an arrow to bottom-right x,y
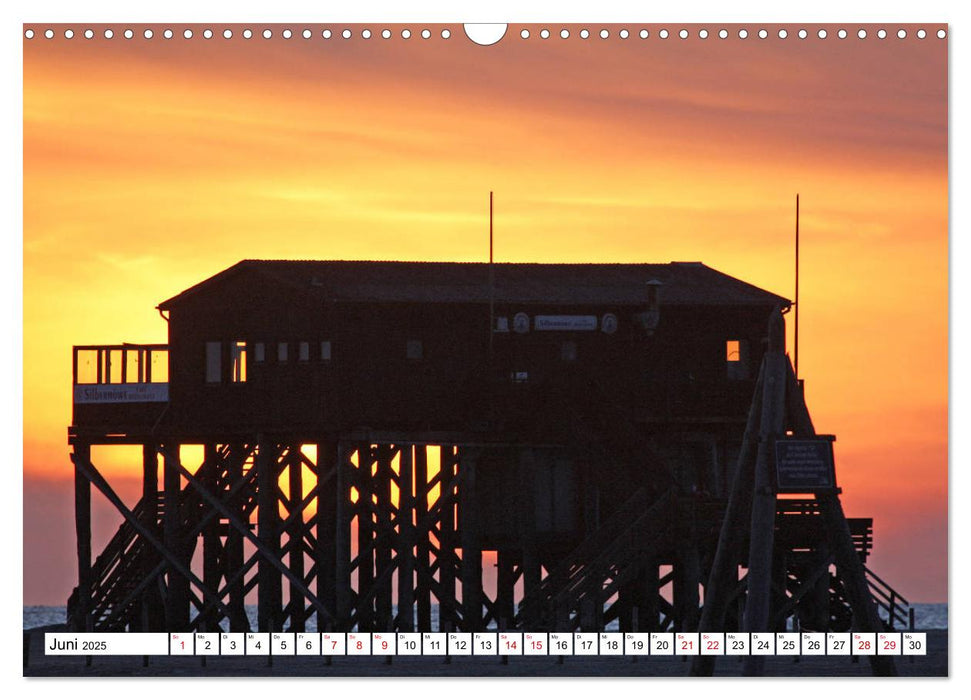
67,444 -> 259,631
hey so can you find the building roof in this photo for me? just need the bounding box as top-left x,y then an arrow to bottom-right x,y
158,260 -> 791,310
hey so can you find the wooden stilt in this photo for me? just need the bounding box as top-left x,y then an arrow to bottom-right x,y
335,441 -> 353,629
201,443 -> 221,632
287,447 -> 305,632
742,311 -> 787,676
375,446 -> 394,630
316,441 -> 338,631
226,443 -> 248,631
73,442 -> 92,633
414,445 -> 432,632
398,444 -> 416,632
518,448 -> 541,627
496,550 -> 516,627
257,439 -> 282,632
163,442 -> 189,631
460,448 -> 482,631
140,442 -> 163,631
356,443 -> 374,631
438,446 -> 457,631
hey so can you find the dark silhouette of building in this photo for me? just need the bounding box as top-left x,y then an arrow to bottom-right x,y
67,259 -> 908,674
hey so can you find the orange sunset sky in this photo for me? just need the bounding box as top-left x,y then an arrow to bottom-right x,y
23,24 -> 947,605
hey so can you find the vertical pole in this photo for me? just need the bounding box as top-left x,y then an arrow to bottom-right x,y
742,311 -> 787,676
489,191 -> 495,358
398,444 -> 416,632
414,445 -> 432,631
73,442 -> 92,633
357,443 -> 374,631
316,441 -> 338,631
140,442 -> 162,631
201,443 -> 221,632
226,444 -> 247,631
640,559 -> 660,633
288,447 -> 306,632
376,446 -> 394,631
518,448 -> 541,627
335,441 -> 353,630
460,448 -> 482,631
438,446 -> 456,631
257,439 -> 281,632
496,550 -> 516,627
163,443 -> 188,630
795,193 -> 800,380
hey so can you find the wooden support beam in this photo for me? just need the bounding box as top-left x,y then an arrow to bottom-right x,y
438,446 -> 457,631
691,361 -> 766,675
356,443 -> 375,631
460,447 -> 482,631
496,549 -> 516,627
640,558 -> 660,633
257,439 -> 282,632
316,441 -> 338,631
163,442 -> 190,631
335,442 -> 353,629
140,442 -> 163,631
73,442 -> 92,633
375,446 -> 394,630
414,445 -> 432,632
397,444 -> 416,632
518,448 -> 541,627
201,443 -> 222,632
225,443 -> 248,632
741,311 -> 788,677
287,447 -> 306,632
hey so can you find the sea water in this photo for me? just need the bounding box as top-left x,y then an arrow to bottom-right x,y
23,603 -> 949,631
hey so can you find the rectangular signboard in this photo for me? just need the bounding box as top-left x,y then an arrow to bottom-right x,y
73,382 -> 169,404
775,438 -> 837,492
533,315 -> 598,331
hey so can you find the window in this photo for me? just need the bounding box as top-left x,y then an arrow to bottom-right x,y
320,341 -> 332,361
299,342 -> 310,362
206,342 -> 221,383
406,339 -> 423,360
254,342 -> 265,363
726,339 -> 749,380
232,341 -> 247,383
278,342 -> 289,363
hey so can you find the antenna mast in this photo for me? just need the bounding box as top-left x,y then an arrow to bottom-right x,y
795,193 -> 800,380
489,192 -> 495,359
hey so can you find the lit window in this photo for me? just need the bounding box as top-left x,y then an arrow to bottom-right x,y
278,342 -> 288,362
320,341 -> 332,361
205,342 -> 221,383
726,340 -> 741,362
232,341 -> 247,382
406,339 -> 423,360
726,339 -> 749,380
299,342 -> 310,362
254,342 -> 265,363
